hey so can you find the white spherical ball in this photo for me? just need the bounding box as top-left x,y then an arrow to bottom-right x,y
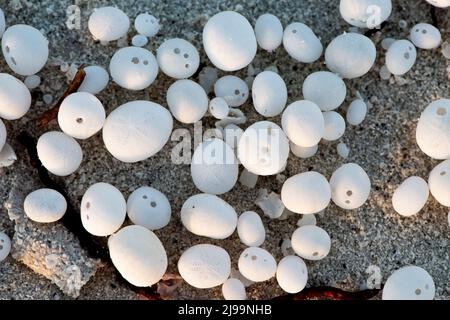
254,13 -> 283,52
410,23 -> 441,49
24,74 -> 41,90
209,97 -> 229,119
109,225 -> 167,287
428,159 -> 450,207
252,71 -> 287,117
109,46 -> 158,90
276,255 -> 308,294
238,247 -> 277,282
281,171 -> 331,214
425,0 -> 450,8
346,99 -> 367,126
37,131 -> 82,176
283,23 -> 323,63
78,66 -> 109,94
127,186 -> 171,230
102,100 -> 173,163
203,11 -> 256,71
340,0 -> 392,28
131,34 -> 148,47
302,71 -> 347,112
291,225 -> 331,260
290,142 -> 318,159
0,231 -> 11,262
157,38 -> 200,79
222,278 -> 247,300
281,100 -> 325,147
0,119 -> 5,152
323,111 -> 346,141
0,73 -> 31,120
382,266 -> 435,300
167,79 -> 208,123
392,176 -> 429,217
88,7 -> 130,41
1,24 -> 49,76
325,33 -> 376,79
134,13 -> 160,37
214,75 -> 249,107
24,188 -> 67,223
81,182 -> 126,236
329,163 -> 371,210
237,211 -> 265,247
386,40 -> 417,75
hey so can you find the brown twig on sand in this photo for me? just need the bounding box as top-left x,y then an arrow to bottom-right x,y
273,286 -> 382,300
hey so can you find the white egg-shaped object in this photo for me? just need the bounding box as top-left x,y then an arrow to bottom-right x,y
209,97 -> 229,119
0,73 -> 31,120
425,0 -> 450,8
157,38 -> 200,79
237,211 -> 265,247
0,119 -> 5,151
416,99 -> 450,160
203,11 -> 257,71
167,79 -> 208,123
109,46 -> 158,90
0,231 -> 11,262
290,142 -> 318,159
78,66 -> 109,94
81,182 -> 126,236
281,171 -> 331,214
276,255 -> 308,294
340,0 -> 392,28
252,71 -> 287,117
337,142 -> 350,158
102,100 -> 173,163
1,24 -> 49,76
325,33 -> 376,79
108,225 -> 167,287
238,247 -> 277,282
191,138 -> 238,195
0,9 -> 5,38
135,13 -> 160,37
291,225 -> 331,260
36,131 -> 82,176
283,23 -> 323,63
347,99 -> 367,126
410,23 -> 441,50
428,159 -> 450,207
24,188 -> 67,223
302,71 -> 347,112
254,13 -> 283,52
329,163 -> 371,210
386,40 -> 417,75
214,75 -> 249,107
181,194 -> 237,239
58,92 -> 106,140
281,100 -> 325,147
323,111 -> 346,141
131,34 -> 148,47
237,121 -> 290,176
382,266 -> 435,300
127,186 -> 171,230
222,278 -> 247,300
178,244 -> 231,288
392,176 -> 429,217
88,6 -> 130,42
24,75 -> 41,90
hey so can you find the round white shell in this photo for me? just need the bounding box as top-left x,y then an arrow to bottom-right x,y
302,71 -> 347,112
291,225 -> 331,260
382,266 -> 435,300
157,38 -> 200,79
325,33 -> 376,79
109,225 -> 167,287
58,92 -> 106,140
428,159 -> 450,207
386,40 -> 417,75
78,66 -> 109,94
237,121 -> 290,176
109,46 -> 158,90
425,0 -> 450,7
340,0 -> 392,28
290,142 -> 318,159
347,99 -> 367,126
254,13 -> 283,52
0,119 -> 5,151
281,100 -> 325,147
237,211 -> 265,247
134,13 -> 160,37
102,100 -> 173,163
329,163 -> 371,210
0,73 -> 31,120
410,23 -> 441,49
276,255 -> 308,294
209,97 -> 229,119
238,247 -> 277,282
0,231 -> 11,262
181,194 -> 237,239
178,244 -> 231,289
1,24 -> 49,76
131,34 -> 148,47
191,138 -> 238,195
126,186 -> 171,230
214,75 -> 249,107
81,182 -> 126,236
88,7 -> 130,42
167,79 -> 208,123
37,131 -> 83,176
24,188 -> 67,223
252,71 -> 287,117
222,278 -> 247,300
323,111 -> 346,141
281,171 -> 331,214
283,22 -> 323,63
392,176 -> 429,217
203,11 -> 257,71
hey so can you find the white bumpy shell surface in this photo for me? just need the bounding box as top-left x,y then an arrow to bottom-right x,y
24,188 -> 67,223
291,225 -> 331,261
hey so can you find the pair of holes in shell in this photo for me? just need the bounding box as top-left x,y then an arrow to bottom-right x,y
145,19 -> 156,24
173,48 -> 191,68
415,284 -> 430,295
131,57 -> 149,65
345,190 -> 353,204
234,89 -> 245,97
142,195 -> 157,207
415,29 -> 427,34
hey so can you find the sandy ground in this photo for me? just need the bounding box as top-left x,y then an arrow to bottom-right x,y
0,0 -> 449,300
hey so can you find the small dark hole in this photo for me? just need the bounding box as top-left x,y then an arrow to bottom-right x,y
234,89 -> 240,95
143,60 -> 148,65
251,255 -> 257,260
183,53 -> 189,58
404,52 -> 410,59
86,215 -> 89,220
422,30 -> 427,34
11,57 -> 17,65
143,195 -> 148,199
150,201 -> 157,208
292,29 -> 297,33
131,57 -> 139,64
440,171 -> 446,176
5,46 -> 9,53
437,108 -> 447,116
174,48 -> 180,54
185,63 -> 190,68
346,190 -> 353,196
0,245 -> 3,250
76,117 -> 83,124
312,252 -> 319,256
86,202 -> 90,209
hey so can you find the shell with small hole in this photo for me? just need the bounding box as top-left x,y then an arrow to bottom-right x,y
410,23 -> 441,50
214,75 -> 249,107
283,22 -> 322,63
386,40 -> 417,75
134,13 -> 160,37
24,188 -> 67,223
209,97 -> 229,119
291,225 -> 331,261
382,266 -> 435,300
157,38 -> 200,79
276,255 -> 308,294
238,247 -> 277,282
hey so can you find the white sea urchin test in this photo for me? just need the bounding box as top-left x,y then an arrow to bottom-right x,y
167,79 -> 208,123
392,176 -> 429,217
238,247 -> 277,282
0,73 -> 31,120
0,231 -> 11,262
214,75 -> 249,107
291,225 -> 331,260
131,34 -> 148,47
237,211 -> 266,247
428,159 -> 450,207
134,13 -> 160,37
302,71 -> 347,112
222,278 -> 247,300
276,255 -> 308,294
382,266 -> 435,300
410,23 -> 442,50
339,0 -> 392,28
346,99 -> 368,126
209,97 -> 229,119
283,22 -> 322,63
157,38 -> 200,79
254,13 -> 283,52
88,7 -> 130,42
78,66 -> 109,95
386,40 -> 417,75
322,111 -> 346,141
252,71 -> 287,117
24,188 -> 67,223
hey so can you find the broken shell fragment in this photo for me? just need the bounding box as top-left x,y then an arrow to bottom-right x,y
276,255 -> 308,294
88,7 -> 130,42
291,225 -> 331,260
392,176 -> 429,217
238,247 -> 277,282
157,38 -> 200,79
24,188 -> 67,223
167,79 -> 208,123
0,231 -> 11,262
0,73 -> 31,120
237,211 -> 265,247
382,266 -> 435,300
